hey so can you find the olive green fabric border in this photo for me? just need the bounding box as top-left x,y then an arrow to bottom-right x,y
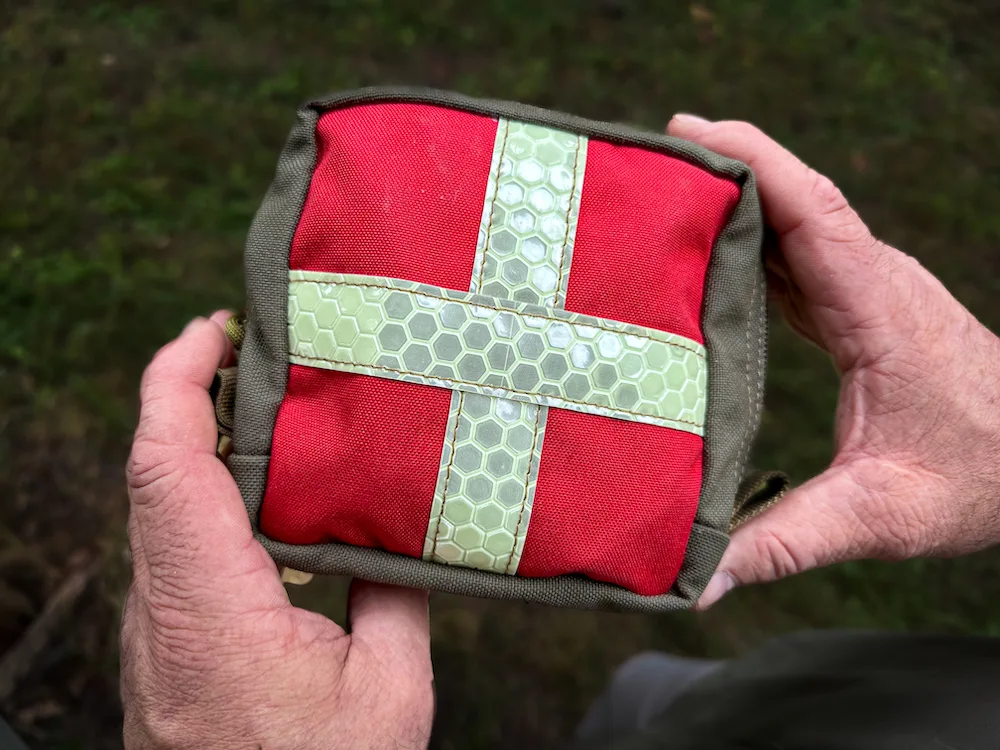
683,152 -> 766,601
231,105 -> 319,462
230,455 -> 728,613
229,86 -> 766,612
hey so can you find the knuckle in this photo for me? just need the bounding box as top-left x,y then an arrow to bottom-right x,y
805,169 -> 870,239
391,723 -> 433,750
722,119 -> 766,142
122,708 -> 155,750
124,694 -> 198,750
802,168 -> 880,254
121,626 -> 205,749
126,440 -> 185,497
126,610 -> 231,712
745,527 -> 810,582
119,583 -> 142,653
119,599 -> 274,749
805,168 -> 850,217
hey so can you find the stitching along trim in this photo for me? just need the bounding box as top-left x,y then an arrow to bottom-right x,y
421,392 -> 546,573
469,120 -> 586,308
288,273 -> 707,434
285,118 -> 705,579
422,118 -> 586,574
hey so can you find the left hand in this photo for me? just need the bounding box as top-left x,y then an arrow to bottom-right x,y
121,312 -> 434,749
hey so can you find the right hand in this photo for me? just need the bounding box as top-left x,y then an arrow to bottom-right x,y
667,115 -> 1000,608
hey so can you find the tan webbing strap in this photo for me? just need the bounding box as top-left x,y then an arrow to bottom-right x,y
224,313 -> 246,350
729,470 -> 790,532
211,367 -> 239,440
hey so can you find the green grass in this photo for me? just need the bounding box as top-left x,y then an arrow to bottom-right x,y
3,1 -> 1000,747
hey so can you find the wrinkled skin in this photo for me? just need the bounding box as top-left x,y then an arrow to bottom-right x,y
120,120 -> 1000,746
667,116 -> 1000,608
122,312 -> 433,749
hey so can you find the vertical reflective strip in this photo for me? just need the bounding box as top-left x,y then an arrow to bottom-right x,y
422,392 -> 545,573
469,120 -> 509,297
470,120 -> 589,305
424,119 -> 588,574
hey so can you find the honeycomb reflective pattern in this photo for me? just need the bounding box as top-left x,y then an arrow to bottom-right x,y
287,273 -> 707,433
285,116 -> 709,579
419,121 -> 586,573
470,119 -> 586,307
421,392 -> 545,573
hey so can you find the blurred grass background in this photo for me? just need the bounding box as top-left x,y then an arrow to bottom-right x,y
2,0 -> 1000,747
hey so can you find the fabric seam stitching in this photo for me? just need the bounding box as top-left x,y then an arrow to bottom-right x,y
553,135 -> 583,308
752,271 -> 766,453
430,391 -> 465,558
475,119 -> 510,294
505,404 -> 543,574
735,267 -> 758,493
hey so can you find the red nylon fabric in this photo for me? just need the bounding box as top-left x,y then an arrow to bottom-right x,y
518,144 -> 740,595
563,139 -> 740,343
261,104 -> 496,554
519,409 -> 704,595
261,368 -> 451,555
288,102 -> 497,290
260,102 -> 742,597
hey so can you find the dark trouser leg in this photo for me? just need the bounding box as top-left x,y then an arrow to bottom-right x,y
0,717 -> 30,750
576,631 -> 1000,750
574,652 -> 719,745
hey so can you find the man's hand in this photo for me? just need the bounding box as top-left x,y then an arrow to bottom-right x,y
667,115 -> 1000,608
122,312 -> 433,749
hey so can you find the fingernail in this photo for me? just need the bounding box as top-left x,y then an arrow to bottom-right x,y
672,113 -> 709,125
696,571 -> 737,610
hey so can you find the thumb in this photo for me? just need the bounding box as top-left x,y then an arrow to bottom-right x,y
127,313 -> 289,615
696,467 -> 880,608
666,116 -> 896,342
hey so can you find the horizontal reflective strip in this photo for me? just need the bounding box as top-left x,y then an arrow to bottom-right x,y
288,272 -> 707,434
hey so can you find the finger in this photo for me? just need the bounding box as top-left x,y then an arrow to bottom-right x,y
347,581 -> 432,683
767,272 -> 825,348
666,116 -> 886,303
127,315 -> 288,614
135,312 -> 235,449
696,467 -> 880,609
